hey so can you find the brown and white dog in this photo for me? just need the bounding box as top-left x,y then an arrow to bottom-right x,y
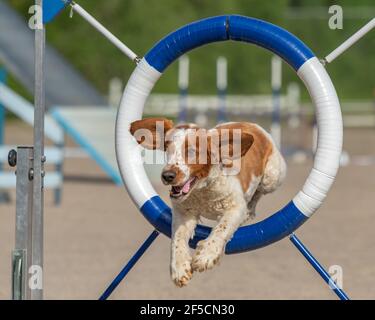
130,118 -> 286,287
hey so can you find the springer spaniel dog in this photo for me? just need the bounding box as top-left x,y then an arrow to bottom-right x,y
130,118 -> 286,287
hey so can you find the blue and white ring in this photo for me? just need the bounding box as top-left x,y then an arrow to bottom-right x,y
115,15 -> 343,254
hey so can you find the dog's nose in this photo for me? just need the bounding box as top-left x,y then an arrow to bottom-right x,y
162,170 -> 176,184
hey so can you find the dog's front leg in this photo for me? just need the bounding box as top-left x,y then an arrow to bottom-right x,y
192,204 -> 247,272
170,210 -> 198,287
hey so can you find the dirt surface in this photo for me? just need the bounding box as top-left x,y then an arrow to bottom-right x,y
0,120 -> 374,300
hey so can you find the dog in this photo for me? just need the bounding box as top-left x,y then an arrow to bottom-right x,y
130,118 -> 286,287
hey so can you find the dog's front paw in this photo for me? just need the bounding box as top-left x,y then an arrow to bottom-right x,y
170,260 -> 193,287
192,239 -> 224,272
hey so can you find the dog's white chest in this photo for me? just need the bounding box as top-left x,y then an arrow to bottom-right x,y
174,175 -> 244,221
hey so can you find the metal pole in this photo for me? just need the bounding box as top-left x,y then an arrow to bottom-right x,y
289,233 -> 350,300
70,2 -> 139,63
99,230 -> 159,300
31,0 -> 45,300
324,18 -> 375,64
11,147 -> 34,300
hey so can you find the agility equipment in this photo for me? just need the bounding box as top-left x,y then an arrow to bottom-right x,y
11,0 -> 373,300
116,15 -> 341,254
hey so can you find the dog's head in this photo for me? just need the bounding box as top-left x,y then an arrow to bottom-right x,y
130,118 -> 254,202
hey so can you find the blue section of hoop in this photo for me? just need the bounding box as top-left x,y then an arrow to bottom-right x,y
140,196 -> 308,254
145,15 -> 314,72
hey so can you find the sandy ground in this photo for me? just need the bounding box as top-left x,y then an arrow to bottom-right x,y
0,120 -> 374,300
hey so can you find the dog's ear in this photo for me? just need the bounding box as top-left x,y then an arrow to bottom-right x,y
130,117 -> 174,150
235,130 -> 254,158
209,127 -> 254,164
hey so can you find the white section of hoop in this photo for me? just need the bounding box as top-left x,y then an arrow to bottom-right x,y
293,57 -> 343,217
115,59 -> 161,207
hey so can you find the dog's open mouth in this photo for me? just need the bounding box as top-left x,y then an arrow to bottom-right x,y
170,177 -> 197,199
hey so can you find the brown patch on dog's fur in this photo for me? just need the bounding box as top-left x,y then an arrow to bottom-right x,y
209,125 -> 254,165
176,124 -> 262,185
130,117 -> 174,150
216,123 -> 273,192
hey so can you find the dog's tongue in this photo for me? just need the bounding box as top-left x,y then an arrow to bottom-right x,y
182,178 -> 195,194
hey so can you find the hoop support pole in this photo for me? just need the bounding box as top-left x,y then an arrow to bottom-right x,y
12,147 -> 34,299
324,18 -> 375,64
30,0 -> 46,300
70,2 -> 139,63
289,233 -> 349,300
99,230 -> 160,300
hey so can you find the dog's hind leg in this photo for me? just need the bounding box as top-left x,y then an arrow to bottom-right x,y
246,190 -> 263,220
170,211 -> 198,287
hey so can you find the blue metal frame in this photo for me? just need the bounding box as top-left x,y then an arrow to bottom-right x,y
290,234 -> 350,300
100,231 -> 350,300
99,230 -> 159,300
